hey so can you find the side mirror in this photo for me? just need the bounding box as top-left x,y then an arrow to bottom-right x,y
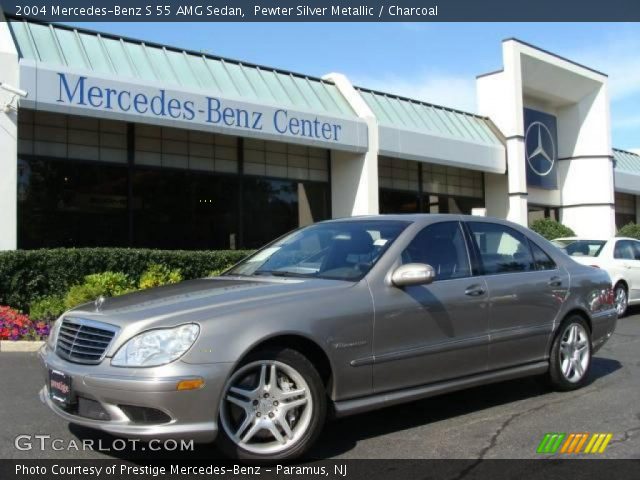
391,263 -> 435,287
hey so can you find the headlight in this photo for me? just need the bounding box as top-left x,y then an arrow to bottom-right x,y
111,324 -> 200,367
47,317 -> 63,349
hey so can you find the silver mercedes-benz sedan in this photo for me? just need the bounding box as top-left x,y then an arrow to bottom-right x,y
39,215 -> 617,460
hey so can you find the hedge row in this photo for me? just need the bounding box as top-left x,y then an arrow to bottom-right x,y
0,248 -> 252,312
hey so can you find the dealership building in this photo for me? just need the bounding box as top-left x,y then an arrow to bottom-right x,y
0,15 -> 639,251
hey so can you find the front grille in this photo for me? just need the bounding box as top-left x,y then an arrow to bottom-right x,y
56,317 -> 118,364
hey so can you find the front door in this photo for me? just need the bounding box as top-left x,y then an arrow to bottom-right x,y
466,221 -> 568,371
372,221 -> 489,394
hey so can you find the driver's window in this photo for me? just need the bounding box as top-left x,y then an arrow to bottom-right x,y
401,222 -> 471,281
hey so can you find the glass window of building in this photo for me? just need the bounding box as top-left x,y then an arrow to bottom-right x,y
131,169 -> 240,250
18,157 -> 129,248
241,140 -> 331,248
378,157 -> 420,213
528,205 -> 560,225
615,192 -> 637,229
378,156 -> 485,215
17,110 -> 330,250
422,163 -> 484,214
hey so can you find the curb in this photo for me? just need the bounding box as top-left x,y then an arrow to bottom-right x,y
0,340 -> 45,352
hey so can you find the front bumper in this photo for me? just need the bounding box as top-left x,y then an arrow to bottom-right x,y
38,344 -> 233,443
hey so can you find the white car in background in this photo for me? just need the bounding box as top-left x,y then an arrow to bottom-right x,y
553,237 -> 640,317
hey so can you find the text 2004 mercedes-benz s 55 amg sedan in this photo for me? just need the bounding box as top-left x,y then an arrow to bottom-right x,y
39,215 -> 618,460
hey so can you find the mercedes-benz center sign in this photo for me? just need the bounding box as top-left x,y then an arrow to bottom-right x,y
19,63 -> 369,153
524,108 -> 558,190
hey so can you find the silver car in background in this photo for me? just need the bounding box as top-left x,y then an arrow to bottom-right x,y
39,215 -> 618,460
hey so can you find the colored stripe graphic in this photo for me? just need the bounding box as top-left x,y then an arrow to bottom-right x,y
539,433 -> 613,454
561,433 -> 588,453
537,433 -> 566,453
585,433 -> 613,454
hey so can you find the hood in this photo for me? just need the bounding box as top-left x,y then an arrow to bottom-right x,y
67,276 -> 352,330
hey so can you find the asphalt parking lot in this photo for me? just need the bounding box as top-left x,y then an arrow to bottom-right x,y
1,310 -> 639,460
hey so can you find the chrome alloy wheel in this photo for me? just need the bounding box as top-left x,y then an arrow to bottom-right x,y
559,324 -> 590,383
220,360 -> 313,455
615,286 -> 628,317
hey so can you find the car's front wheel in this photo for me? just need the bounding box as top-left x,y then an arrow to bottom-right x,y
614,282 -> 628,317
548,316 -> 592,391
217,348 -> 326,461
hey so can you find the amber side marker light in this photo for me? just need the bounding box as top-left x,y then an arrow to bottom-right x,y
177,378 -> 205,391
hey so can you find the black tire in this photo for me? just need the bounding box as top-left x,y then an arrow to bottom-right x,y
216,347 -> 327,461
614,282 -> 628,318
548,315 -> 592,391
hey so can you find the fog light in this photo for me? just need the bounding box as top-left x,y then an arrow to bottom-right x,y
176,378 -> 205,391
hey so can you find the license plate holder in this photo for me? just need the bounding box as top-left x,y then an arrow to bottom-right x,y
49,369 -> 73,405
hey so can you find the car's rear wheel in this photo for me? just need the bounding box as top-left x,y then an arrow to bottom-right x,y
548,316 -> 592,391
614,282 -> 628,317
217,348 -> 326,461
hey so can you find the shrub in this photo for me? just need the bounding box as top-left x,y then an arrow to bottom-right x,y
617,222 -> 640,240
64,271 -> 135,309
139,264 -> 183,289
0,306 -> 49,341
530,218 -> 576,240
0,248 -> 252,312
208,266 -> 233,277
29,295 -> 66,323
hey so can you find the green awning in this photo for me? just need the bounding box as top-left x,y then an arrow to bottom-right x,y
8,19 -> 356,119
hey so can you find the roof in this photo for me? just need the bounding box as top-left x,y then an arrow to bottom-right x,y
614,148 -> 640,174
357,86 -> 503,147
7,18 -> 356,118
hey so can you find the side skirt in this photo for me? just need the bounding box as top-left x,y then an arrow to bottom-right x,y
333,361 -> 549,418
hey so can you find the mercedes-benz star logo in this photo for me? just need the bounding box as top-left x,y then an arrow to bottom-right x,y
95,295 -> 105,312
525,121 -> 556,177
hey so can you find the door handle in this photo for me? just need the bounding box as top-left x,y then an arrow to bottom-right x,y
465,285 -> 486,296
548,276 -> 562,287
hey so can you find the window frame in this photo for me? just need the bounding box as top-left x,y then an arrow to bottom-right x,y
400,220 -> 474,282
464,221 -> 537,276
528,239 -> 558,272
615,240 -> 637,260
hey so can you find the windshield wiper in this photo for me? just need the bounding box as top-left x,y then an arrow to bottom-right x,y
253,270 -> 313,277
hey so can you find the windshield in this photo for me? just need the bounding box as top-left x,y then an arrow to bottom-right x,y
552,239 -> 606,257
225,220 -> 410,281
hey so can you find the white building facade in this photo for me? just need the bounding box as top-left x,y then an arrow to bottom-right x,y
1,15 -> 639,251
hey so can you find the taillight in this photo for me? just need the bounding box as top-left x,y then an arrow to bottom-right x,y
604,286 -> 615,305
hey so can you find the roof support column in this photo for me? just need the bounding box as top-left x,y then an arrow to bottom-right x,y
477,43 -> 528,227
323,73 -> 379,217
0,13 -> 19,250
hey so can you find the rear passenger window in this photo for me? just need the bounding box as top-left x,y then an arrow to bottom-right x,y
468,222 -> 534,274
614,240 -> 635,260
401,222 -> 471,281
530,241 -> 556,271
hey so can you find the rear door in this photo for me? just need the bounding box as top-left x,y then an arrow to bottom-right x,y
466,221 -> 568,371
